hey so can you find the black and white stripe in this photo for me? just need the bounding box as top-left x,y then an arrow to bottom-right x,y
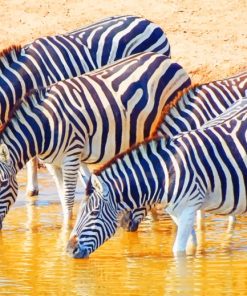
125,71 -> 247,230
67,99 -> 247,258
0,15 -> 171,195
0,51 -> 190,227
157,71 -> 246,137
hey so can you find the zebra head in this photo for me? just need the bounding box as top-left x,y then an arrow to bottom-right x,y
67,174 -> 118,258
0,144 -> 18,230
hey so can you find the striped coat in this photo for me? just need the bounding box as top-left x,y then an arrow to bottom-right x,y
0,52 -> 190,227
123,71 -> 247,231
0,15 -> 170,195
67,99 -> 247,258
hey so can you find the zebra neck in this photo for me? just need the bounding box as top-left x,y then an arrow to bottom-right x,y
100,137 -> 179,211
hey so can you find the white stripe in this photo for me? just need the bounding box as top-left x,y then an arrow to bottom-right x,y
44,37 -> 73,78
131,149 -> 152,202
35,39 -> 65,80
24,55 -> 47,86
59,37 -> 90,73
30,45 -> 57,82
0,86 -> 13,123
115,159 -> 136,209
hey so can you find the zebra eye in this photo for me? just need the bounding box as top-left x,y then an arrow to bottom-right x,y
91,209 -> 100,216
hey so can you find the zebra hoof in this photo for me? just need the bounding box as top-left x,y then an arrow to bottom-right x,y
26,189 -> 39,197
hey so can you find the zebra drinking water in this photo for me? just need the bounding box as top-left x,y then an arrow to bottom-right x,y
124,71 -> 247,231
0,51 -> 190,227
67,99 -> 247,258
0,15 -> 170,196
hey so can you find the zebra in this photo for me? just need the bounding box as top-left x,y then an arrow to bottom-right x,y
0,51 -> 191,228
0,15 -> 171,196
123,71 -> 247,231
66,98 -> 247,258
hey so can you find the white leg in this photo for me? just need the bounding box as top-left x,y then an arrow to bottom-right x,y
186,228 -> 197,255
171,207 -> 197,256
45,164 -> 65,211
196,209 -> 205,230
221,216 -> 236,250
26,158 -> 39,196
227,215 -> 236,233
46,155 -> 81,222
62,156 -> 81,219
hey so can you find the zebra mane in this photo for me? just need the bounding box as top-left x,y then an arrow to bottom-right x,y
93,135 -> 163,176
0,45 -> 22,72
0,87 -> 47,134
151,83 -> 199,136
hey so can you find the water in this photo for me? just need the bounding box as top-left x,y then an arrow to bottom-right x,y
1,169 -> 247,295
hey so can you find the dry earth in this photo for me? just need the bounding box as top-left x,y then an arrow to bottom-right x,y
0,0 -> 246,83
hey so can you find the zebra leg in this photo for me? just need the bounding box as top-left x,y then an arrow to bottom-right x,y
45,163 -> 65,212
186,228 -> 197,255
26,157 -> 39,196
171,207 -> 197,256
196,209 -> 205,230
46,156 -> 81,222
62,156 -> 81,220
221,216 -> 236,250
227,215 -> 236,233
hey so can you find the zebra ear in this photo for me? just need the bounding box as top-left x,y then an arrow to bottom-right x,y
91,174 -> 104,193
91,174 -> 108,195
0,144 -> 10,163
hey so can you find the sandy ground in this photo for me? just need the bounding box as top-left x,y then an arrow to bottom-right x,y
0,0 -> 246,84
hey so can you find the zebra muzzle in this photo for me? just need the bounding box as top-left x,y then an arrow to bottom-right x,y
66,235 -> 90,259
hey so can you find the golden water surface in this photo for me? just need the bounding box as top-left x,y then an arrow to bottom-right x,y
1,168 -> 247,295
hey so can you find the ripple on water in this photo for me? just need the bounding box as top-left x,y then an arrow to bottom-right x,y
1,169 -> 247,295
